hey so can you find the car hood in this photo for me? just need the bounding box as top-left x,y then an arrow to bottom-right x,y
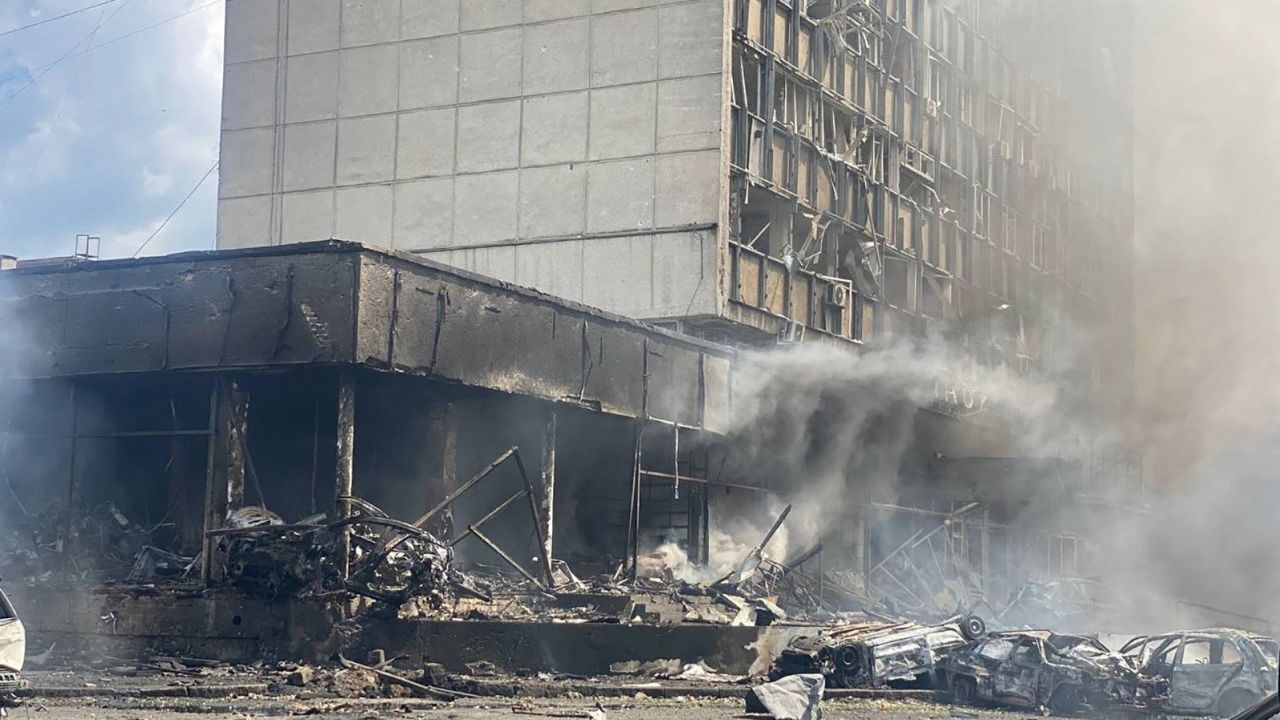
0,618 -> 25,672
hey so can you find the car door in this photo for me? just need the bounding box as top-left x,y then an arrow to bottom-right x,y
993,636 -> 1043,704
1169,636 -> 1242,712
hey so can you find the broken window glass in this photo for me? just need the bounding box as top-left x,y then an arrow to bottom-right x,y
978,638 -> 1015,661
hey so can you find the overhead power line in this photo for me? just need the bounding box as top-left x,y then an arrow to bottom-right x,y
132,159 -> 219,258
0,0 -> 123,39
1,0 -> 223,107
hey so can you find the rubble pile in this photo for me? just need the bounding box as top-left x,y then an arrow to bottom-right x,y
0,503 -> 188,584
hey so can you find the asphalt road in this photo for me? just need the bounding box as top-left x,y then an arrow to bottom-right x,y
8,694 -> 1067,719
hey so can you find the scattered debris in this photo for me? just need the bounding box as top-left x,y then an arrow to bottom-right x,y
337,655 -> 476,701
747,673 -> 824,720
286,666 -> 314,687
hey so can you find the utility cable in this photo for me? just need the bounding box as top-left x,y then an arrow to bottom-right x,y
0,2 -> 122,244
0,0 -> 123,39
131,159 -> 218,258
1,0 -> 222,107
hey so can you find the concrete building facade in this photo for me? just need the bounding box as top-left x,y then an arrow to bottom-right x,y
217,0 -> 1134,406
217,0 -> 728,321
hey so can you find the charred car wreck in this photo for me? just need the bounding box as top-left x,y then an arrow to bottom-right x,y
945,631 -> 1139,713
1123,629 -> 1280,717
0,586 -> 23,708
771,615 -> 987,689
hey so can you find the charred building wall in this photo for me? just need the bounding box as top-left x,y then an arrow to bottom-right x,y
0,243 -> 744,623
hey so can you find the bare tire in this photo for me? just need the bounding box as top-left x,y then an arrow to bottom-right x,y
960,615 -> 987,641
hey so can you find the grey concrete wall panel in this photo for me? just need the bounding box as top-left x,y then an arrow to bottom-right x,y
643,342 -> 703,425
283,121 -> 337,192
658,0 -> 723,78
217,196 -> 274,249
701,354 -> 731,434
519,165 -> 587,238
224,0 -> 280,64
288,0 -> 340,55
285,51 -> 339,123
456,100 -> 521,173
337,115 -> 397,184
523,18 -> 590,95
399,37 -> 459,110
397,108 -> 456,179
462,0 -> 523,32
402,0 -> 461,39
459,28 -> 522,103
340,0 -> 400,47
219,128 -> 276,198
589,83 -> 657,160
338,44 -> 398,116
218,0 -> 731,326
393,178 -> 453,248
656,75 -> 721,153
590,9 -> 658,87
656,150 -> 720,226
335,185 -> 394,246
525,0 -> 589,22
520,93 -> 589,166
282,189 -> 335,244
222,60 -> 278,130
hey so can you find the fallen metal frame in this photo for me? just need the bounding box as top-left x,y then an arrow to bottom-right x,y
355,445 -> 555,591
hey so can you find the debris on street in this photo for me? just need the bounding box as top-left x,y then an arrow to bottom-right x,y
746,673 -> 825,720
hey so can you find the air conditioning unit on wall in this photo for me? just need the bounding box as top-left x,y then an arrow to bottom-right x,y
825,282 -> 851,307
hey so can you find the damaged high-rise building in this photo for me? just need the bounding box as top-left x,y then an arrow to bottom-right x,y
217,0 -> 1135,401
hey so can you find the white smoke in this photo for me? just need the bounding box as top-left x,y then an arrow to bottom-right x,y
719,337 -> 1063,555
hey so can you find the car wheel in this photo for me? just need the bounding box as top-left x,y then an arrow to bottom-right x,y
1049,684 -> 1083,715
952,676 -> 979,705
960,615 -> 987,641
1217,690 -> 1258,717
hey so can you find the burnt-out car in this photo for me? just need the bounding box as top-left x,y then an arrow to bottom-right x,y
945,631 -> 1139,713
771,615 -> 986,688
1122,629 -> 1279,717
0,587 -> 24,707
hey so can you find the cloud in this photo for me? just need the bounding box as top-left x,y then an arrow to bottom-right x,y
0,0 -> 224,260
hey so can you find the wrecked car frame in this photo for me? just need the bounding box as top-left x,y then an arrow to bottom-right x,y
772,615 -> 986,688
1122,629 -> 1280,717
0,586 -> 24,707
945,630 -> 1138,713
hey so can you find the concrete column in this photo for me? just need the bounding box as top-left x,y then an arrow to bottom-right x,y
201,377 -> 248,586
540,408 -> 557,570
334,372 -> 356,579
424,402 -> 458,539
